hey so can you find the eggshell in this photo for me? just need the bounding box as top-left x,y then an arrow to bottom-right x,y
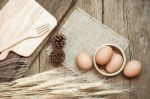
123,60 -> 142,77
76,52 -> 93,70
105,52 -> 123,73
95,46 -> 113,65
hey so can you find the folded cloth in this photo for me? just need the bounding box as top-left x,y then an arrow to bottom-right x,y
0,58 -> 29,82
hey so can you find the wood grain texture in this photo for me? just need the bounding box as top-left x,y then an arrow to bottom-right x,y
27,56 -> 40,76
0,0 -> 150,98
77,0 -> 102,21
102,0 -> 150,99
125,0 -> 150,99
103,0 -> 129,99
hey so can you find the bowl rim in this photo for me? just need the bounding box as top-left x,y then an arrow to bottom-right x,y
93,43 -> 126,76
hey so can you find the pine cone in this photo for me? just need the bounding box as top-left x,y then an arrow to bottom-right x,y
51,34 -> 66,49
49,49 -> 65,66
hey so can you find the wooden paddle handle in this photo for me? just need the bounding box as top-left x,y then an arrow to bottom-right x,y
0,34 -> 44,52
0,49 -> 10,60
0,36 -> 27,52
0,24 -> 51,52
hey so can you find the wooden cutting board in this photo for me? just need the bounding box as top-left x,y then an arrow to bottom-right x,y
0,0 -> 57,58
0,0 -> 75,81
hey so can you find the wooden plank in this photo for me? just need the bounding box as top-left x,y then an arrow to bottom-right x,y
31,0 -> 150,98
103,0 -> 130,99
124,0 -> 150,99
77,0 -> 102,21
26,56 -> 40,76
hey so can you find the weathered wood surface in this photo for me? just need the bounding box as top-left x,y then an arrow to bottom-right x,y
37,0 -> 150,99
0,0 -> 150,99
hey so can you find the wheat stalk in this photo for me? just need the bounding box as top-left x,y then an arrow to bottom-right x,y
0,67 -> 129,99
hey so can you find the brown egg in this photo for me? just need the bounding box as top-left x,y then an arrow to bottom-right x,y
95,46 -> 113,65
123,60 -> 142,77
76,52 -> 93,70
105,52 -> 123,73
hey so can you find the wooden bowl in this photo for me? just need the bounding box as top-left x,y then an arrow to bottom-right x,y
93,43 -> 126,76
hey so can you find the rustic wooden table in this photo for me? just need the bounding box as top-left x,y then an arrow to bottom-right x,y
0,0 -> 150,99
30,0 -> 150,99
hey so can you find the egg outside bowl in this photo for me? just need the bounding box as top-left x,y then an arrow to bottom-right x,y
93,43 -> 126,76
